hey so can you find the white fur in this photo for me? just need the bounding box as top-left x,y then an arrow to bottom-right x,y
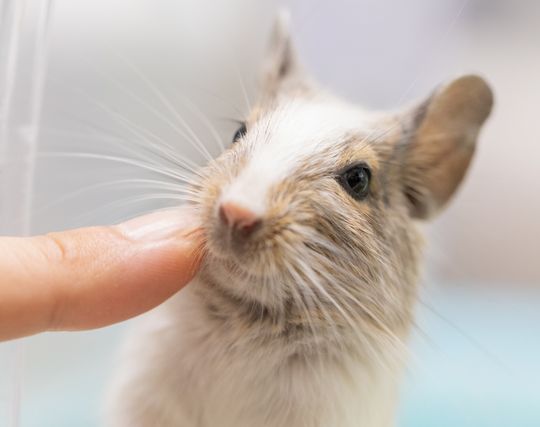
106,98 -> 399,427
220,98 -> 377,215
106,282 -> 400,427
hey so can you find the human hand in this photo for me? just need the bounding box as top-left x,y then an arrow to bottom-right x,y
0,210 -> 203,341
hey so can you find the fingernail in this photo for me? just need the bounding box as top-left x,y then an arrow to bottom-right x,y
118,208 -> 200,242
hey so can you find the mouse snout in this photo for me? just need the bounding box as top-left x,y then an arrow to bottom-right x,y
218,201 -> 262,237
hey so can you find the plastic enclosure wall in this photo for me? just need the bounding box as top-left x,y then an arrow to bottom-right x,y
0,1 -> 53,426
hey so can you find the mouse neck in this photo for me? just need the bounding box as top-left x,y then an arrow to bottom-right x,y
178,273 -> 407,427
193,262 -> 412,366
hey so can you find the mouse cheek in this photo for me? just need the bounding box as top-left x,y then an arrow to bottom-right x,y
313,190 -> 376,261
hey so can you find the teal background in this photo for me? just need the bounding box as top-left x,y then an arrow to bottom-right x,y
2,284 -> 538,426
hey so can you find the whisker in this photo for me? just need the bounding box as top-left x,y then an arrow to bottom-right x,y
283,254 -> 327,377
41,126 -> 202,175
38,152 -> 197,184
70,94 -> 205,174
35,178 -> 196,213
114,54 -> 216,161
288,226 -> 413,370
185,78 -> 246,119
179,95 -> 225,152
419,298 -> 512,373
232,63 -> 252,113
62,61 -> 213,162
74,192 -> 197,225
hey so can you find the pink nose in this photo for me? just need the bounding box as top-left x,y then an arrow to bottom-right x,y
219,202 -> 260,235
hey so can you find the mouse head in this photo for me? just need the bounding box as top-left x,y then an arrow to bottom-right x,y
195,15 -> 493,342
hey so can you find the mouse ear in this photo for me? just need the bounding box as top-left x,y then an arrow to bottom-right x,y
400,75 -> 494,220
262,10 -> 303,94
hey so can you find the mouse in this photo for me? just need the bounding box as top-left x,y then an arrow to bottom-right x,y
105,13 -> 493,427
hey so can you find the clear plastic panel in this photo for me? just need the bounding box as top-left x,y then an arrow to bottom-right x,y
0,1 -> 53,425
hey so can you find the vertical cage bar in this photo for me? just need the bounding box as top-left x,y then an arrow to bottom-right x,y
0,1 -> 54,425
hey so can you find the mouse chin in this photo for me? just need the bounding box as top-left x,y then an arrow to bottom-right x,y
202,242 -> 290,307
202,257 -> 281,307
206,228 -> 278,275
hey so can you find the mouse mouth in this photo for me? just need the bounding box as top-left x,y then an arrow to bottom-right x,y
202,199 -> 291,273
200,245 -> 289,308
205,228 -> 278,278
208,221 -> 315,287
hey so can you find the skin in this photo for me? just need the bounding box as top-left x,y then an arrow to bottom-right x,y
0,210 -> 203,342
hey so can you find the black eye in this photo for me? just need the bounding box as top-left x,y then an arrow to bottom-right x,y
338,164 -> 371,200
232,123 -> 247,143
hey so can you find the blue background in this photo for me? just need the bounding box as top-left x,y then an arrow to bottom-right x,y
3,285 -> 538,426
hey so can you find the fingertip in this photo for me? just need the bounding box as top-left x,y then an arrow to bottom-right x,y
117,208 -> 201,242
50,210 -> 206,331
0,209 -> 207,340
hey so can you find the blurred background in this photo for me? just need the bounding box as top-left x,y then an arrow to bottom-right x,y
0,0 -> 539,426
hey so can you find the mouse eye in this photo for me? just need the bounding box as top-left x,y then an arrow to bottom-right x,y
232,123 -> 247,143
338,164 -> 371,200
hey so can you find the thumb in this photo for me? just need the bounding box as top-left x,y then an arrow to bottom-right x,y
0,210 -> 204,341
